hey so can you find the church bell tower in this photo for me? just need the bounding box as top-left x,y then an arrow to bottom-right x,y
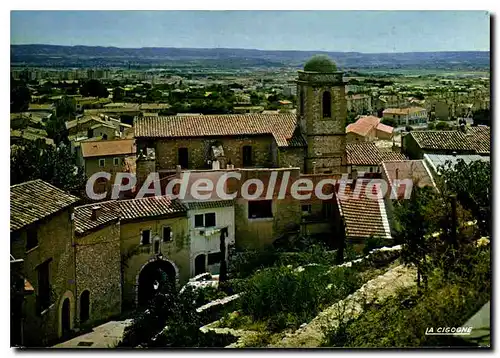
297,55 -> 347,174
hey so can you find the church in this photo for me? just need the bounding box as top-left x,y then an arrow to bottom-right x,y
134,56 -> 347,176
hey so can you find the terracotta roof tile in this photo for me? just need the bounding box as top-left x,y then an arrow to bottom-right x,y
346,116 -> 381,137
382,160 -> 437,199
337,183 -> 391,240
346,142 -> 407,166
185,200 -> 235,211
11,180 -> 80,232
409,127 -> 490,154
80,139 -> 136,158
134,114 -> 300,147
74,196 -> 188,235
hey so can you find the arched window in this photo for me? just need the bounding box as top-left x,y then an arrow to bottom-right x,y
80,290 -> 90,323
322,91 -> 332,118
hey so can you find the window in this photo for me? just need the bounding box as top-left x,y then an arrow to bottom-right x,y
242,146 -> 253,167
194,213 -> 216,228
322,91 -> 332,118
369,167 -> 374,173
248,200 -> 273,219
154,239 -> 160,254
26,227 -> 38,251
113,157 -> 120,166
301,204 -> 312,215
163,226 -> 172,242
37,259 -> 51,313
98,158 -> 105,167
208,252 -> 222,265
141,229 -> 151,245
205,213 -> 216,227
194,214 -> 204,228
80,290 -> 90,323
178,148 -> 189,169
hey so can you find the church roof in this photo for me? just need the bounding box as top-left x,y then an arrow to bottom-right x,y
134,114 -> 304,148
303,55 -> 338,73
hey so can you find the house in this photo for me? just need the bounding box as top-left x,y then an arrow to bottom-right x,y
346,142 -> 407,175
10,180 -> 80,346
402,126 -> 490,159
382,107 -> 427,126
346,94 -> 372,115
346,116 -> 394,142
184,200 -> 235,276
78,139 -> 136,197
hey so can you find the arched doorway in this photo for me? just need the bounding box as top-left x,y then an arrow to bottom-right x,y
61,298 -> 71,337
195,254 -> 206,276
137,259 -> 177,307
80,290 -> 90,323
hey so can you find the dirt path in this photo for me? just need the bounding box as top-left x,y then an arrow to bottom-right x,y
270,264 -> 417,348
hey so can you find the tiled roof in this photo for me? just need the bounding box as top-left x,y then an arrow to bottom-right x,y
383,107 -> 426,115
73,196 -> 188,235
185,200 -> 235,211
381,160 -> 437,198
337,183 -> 391,240
375,122 -> 394,134
409,127 -> 490,154
11,180 -> 80,232
346,116 -> 381,137
80,139 -> 136,158
346,142 -> 407,166
74,202 -> 120,236
119,196 -> 187,221
134,114 -> 301,147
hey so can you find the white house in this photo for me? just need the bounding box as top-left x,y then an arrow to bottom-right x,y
184,200 -> 235,277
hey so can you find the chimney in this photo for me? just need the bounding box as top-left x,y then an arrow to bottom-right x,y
91,206 -> 101,221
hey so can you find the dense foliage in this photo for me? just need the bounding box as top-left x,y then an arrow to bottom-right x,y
119,283 -> 236,348
239,265 -> 361,332
10,141 -> 86,196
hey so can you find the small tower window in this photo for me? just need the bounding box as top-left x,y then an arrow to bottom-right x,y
322,91 -> 332,118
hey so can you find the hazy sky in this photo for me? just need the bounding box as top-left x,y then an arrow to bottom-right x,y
11,11 -> 490,53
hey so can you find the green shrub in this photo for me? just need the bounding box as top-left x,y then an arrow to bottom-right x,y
323,247 -> 490,348
239,265 -> 361,332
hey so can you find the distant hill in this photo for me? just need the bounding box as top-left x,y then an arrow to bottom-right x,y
10,44 -> 490,70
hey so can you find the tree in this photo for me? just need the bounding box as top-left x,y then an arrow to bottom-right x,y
427,122 -> 436,130
394,185 -> 444,288
381,117 -> 397,128
435,121 -> 450,130
439,159 -> 491,236
55,96 -> 77,121
472,109 -> 490,126
112,87 -> 125,102
11,142 -> 86,196
11,82 -> 31,113
80,79 -> 109,98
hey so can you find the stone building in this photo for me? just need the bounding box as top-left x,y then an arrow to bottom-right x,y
134,56 -> 347,177
10,180 -> 80,346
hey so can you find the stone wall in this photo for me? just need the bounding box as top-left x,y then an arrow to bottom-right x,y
151,135 -> 276,171
11,209 -> 76,346
75,221 -> 122,328
120,216 -> 190,309
278,148 -> 305,172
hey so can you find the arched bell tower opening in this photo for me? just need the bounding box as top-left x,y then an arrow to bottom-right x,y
297,55 -> 347,174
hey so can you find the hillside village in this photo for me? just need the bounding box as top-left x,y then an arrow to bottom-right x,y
10,55 -> 491,348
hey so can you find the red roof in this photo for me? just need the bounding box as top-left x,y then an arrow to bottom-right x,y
81,139 -> 136,158
346,116 -> 381,137
134,114 -> 303,147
